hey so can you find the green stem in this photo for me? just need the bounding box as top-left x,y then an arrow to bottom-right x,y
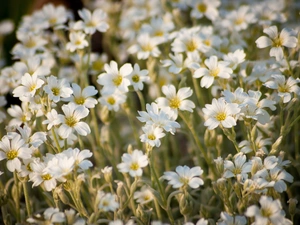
22,182 -> 32,216
136,90 -> 146,111
149,151 -> 175,225
13,172 -> 20,222
179,112 -> 216,177
51,128 -> 62,153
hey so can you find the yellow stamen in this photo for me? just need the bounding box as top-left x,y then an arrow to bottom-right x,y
215,112 -> 226,121
209,68 -> 220,77
112,75 -> 123,86
132,75 -> 140,83
42,174 -> 52,180
75,97 -> 85,105
65,116 -> 77,127
107,97 -> 116,105
130,162 -> 139,171
51,87 -> 60,96
197,3 -> 207,13
6,150 -> 18,160
169,97 -> 181,109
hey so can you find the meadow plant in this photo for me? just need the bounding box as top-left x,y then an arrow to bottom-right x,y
0,0 -> 299,224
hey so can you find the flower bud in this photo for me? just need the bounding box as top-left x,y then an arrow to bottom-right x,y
179,193 -> 193,216
204,129 -> 217,147
288,198 -> 298,217
99,106 -> 115,124
214,157 -> 224,175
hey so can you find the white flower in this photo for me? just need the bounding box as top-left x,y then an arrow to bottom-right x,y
161,53 -> 186,74
217,212 -> 247,225
171,28 -> 202,54
128,33 -> 161,60
40,3 -> 69,28
43,75 -> 73,103
98,92 -> 127,112
222,88 -> 248,105
97,60 -> 132,95
128,64 -> 149,91
0,135 -> 32,172
223,49 -> 246,70
256,26 -> 298,61
97,191 -> 119,212
202,98 -> 240,130
65,83 -> 98,108
29,160 -> 57,191
264,75 -> 300,103
156,85 -> 195,119
134,186 -> 154,205
140,125 -> 165,147
193,56 -> 232,88
66,32 -> 88,52
189,0 -> 220,21
223,153 -> 252,180
62,148 -> 93,171
7,104 -> 32,127
117,149 -> 148,177
43,109 -> 64,130
245,195 -> 292,225
13,73 -> 44,98
27,207 -> 65,224
58,103 -> 91,138
163,165 -> 204,189
75,8 -> 109,34
223,6 -> 256,32
137,103 -> 180,134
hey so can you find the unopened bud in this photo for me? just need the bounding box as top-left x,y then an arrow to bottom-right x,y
57,186 -> 70,205
288,198 -> 298,217
204,129 -> 217,147
270,136 -> 283,155
179,194 -> 193,216
99,106 -> 115,124
214,157 -> 224,175
0,191 -> 8,206
216,178 -> 227,192
127,144 -> 133,154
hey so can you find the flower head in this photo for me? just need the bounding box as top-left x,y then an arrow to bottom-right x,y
163,165 -> 204,189
117,149 -> 148,177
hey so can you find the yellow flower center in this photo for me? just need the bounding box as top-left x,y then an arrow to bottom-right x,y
29,84 -> 37,92
154,30 -> 164,37
49,17 -> 57,25
261,208 -> 272,217
273,37 -> 283,47
86,20 -> 97,27
179,177 -> 189,185
144,195 -> 151,201
65,116 -> 78,127
130,162 -> 140,171
25,39 -> 36,48
132,75 -> 140,83
75,39 -> 82,46
203,39 -> 211,46
27,163 -> 32,172
235,18 -> 244,25
141,43 -> 153,52
75,96 -> 85,105
113,75 -> 123,86
278,84 -> 290,93
148,134 -> 156,140
21,115 -> 27,122
92,61 -> 104,71
209,68 -> 220,77
6,150 -> 18,160
169,97 -> 181,109
233,167 -> 242,175
215,112 -> 226,121
186,39 -> 197,52
42,174 -> 52,180
107,97 -> 116,105
51,87 -> 60,96
102,200 -> 109,206
197,3 -> 207,13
